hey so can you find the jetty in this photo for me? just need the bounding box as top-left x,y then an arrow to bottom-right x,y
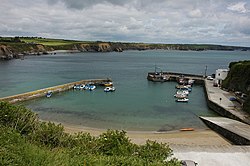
200,116 -> 250,145
204,79 -> 250,124
0,78 -> 112,104
147,72 -> 204,84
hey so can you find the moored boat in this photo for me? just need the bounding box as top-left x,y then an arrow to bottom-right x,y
89,85 -> 96,91
176,90 -> 189,95
174,94 -> 187,98
46,91 -> 52,98
176,98 -> 189,102
104,82 -> 113,86
104,86 -> 116,92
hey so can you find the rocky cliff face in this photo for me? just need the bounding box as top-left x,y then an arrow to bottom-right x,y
0,45 -> 13,60
77,43 -> 123,52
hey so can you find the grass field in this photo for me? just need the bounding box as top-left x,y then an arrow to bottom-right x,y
19,37 -> 84,46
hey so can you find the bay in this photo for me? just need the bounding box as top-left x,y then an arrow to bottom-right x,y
0,50 -> 249,131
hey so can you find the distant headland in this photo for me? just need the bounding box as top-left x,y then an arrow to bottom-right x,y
1,36 -> 249,60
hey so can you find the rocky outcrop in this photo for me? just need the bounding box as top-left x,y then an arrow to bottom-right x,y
77,43 -> 123,52
0,45 -> 13,60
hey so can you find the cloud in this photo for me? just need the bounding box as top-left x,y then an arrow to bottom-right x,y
188,9 -> 203,18
227,2 -> 247,13
0,0 -> 250,46
48,0 -> 133,9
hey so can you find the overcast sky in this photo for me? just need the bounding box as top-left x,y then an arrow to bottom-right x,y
1,0 -> 250,46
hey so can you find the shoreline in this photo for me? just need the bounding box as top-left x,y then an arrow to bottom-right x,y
54,121 -> 231,146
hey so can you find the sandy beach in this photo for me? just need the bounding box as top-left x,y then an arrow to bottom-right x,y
61,123 -> 230,146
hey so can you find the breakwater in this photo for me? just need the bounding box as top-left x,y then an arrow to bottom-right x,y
0,78 -> 112,104
147,71 -> 204,84
200,117 -> 250,145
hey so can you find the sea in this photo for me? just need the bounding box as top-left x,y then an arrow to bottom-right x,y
0,50 -> 249,131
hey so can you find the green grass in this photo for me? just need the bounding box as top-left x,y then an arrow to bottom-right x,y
0,102 -> 180,166
20,38 -> 83,46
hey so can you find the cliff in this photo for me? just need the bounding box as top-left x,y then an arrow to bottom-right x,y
0,45 -> 13,60
1,37 -> 250,60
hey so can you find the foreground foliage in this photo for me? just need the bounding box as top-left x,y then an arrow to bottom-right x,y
0,102 -> 180,165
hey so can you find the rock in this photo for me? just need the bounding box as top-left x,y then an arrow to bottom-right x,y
0,45 -> 13,60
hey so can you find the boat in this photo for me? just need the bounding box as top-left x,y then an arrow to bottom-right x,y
73,85 -> 80,90
147,73 -> 169,82
147,65 -> 170,82
180,128 -> 194,131
73,84 -> 85,90
104,82 -> 113,86
176,98 -> 189,102
174,94 -> 187,98
176,90 -> 189,95
79,84 -> 85,90
188,79 -> 195,85
176,85 -> 192,92
104,86 -> 116,92
46,91 -> 52,98
89,85 -> 96,91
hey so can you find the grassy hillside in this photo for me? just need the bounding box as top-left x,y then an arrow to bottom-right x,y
222,61 -> 250,113
1,36 -> 249,60
0,102 -> 180,166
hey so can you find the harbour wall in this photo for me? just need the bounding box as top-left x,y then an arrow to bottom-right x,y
148,71 -> 204,84
0,78 -> 112,104
200,117 -> 250,145
203,81 -> 246,123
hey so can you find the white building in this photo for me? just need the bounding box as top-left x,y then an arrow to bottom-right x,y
214,69 -> 229,85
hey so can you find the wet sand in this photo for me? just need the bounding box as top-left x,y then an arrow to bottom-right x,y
61,122 -> 230,146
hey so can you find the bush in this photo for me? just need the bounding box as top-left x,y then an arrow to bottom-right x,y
138,140 -> 173,163
30,122 -> 66,148
97,129 -> 137,156
0,102 -> 179,165
0,102 -> 37,135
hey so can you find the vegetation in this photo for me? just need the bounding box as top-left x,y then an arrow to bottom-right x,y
222,61 -> 250,113
0,102 -> 180,165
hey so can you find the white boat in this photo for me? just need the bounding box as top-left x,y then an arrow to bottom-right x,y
176,98 -> 189,102
46,91 -> 52,98
176,90 -> 189,95
188,79 -> 195,85
79,84 -> 85,90
89,85 -> 96,91
104,86 -> 116,92
174,94 -> 187,98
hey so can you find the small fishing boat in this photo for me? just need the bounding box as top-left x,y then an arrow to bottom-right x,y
176,98 -> 189,102
104,82 -> 113,86
180,128 -> 194,131
46,91 -> 52,98
73,85 -> 79,89
174,94 -> 187,98
176,90 -> 189,95
104,86 -> 116,92
89,85 -> 96,91
79,84 -> 85,90
188,79 -> 195,85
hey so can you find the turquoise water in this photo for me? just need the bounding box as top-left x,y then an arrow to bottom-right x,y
0,50 -> 249,131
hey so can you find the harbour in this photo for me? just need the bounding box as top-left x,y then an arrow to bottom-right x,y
0,78 -> 112,104
0,50 -> 250,131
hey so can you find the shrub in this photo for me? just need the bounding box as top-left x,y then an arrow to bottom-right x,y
30,122 -> 66,148
138,140 -> 173,163
0,102 -> 37,135
97,129 -> 137,156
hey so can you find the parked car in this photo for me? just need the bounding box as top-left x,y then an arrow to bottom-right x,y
181,160 -> 198,166
206,76 -> 213,80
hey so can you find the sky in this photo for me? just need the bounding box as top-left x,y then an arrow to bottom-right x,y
1,0 -> 250,47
